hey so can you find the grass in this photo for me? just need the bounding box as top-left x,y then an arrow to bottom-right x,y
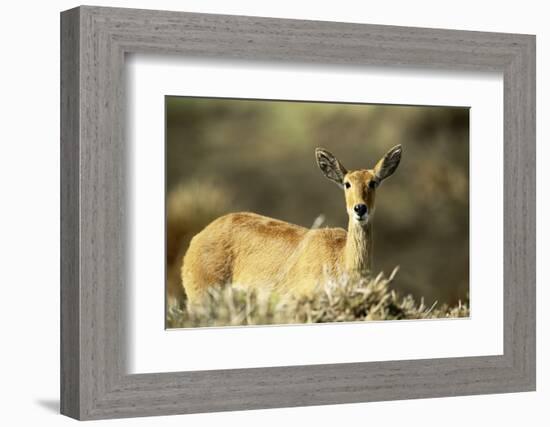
166,267 -> 469,329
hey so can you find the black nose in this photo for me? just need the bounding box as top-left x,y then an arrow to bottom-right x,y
354,204 -> 367,217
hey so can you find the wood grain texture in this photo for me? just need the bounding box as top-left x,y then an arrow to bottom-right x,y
60,5 -> 536,420
60,7 -> 80,419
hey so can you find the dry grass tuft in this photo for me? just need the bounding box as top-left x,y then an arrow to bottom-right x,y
166,267 -> 469,328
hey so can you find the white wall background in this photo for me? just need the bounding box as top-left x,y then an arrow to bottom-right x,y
0,0 -> 545,425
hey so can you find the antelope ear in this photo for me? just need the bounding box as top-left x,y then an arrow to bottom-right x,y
315,148 -> 348,188
373,145 -> 402,182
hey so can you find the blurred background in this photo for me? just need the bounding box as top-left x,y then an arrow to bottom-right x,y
165,96 -> 469,311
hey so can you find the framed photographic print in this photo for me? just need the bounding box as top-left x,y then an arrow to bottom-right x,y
60,5 -> 536,420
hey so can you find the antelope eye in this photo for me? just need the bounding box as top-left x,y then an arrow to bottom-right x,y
344,182 -> 351,189
368,180 -> 378,189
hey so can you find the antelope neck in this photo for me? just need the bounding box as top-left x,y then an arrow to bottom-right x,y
343,219 -> 373,275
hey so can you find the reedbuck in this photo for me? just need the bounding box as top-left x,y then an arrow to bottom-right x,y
182,145 -> 402,306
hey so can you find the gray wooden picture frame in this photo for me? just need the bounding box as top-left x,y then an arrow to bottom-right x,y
60,5 -> 536,420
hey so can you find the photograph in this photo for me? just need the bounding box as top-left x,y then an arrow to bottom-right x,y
165,96 -> 470,328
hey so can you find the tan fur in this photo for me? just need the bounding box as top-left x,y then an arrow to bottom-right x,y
181,146 -> 402,307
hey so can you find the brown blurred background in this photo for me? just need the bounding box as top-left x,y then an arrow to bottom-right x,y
165,96 -> 469,311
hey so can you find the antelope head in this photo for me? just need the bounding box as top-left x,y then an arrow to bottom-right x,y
315,145 -> 402,226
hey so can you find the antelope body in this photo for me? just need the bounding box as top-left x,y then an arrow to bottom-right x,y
182,146 -> 402,306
